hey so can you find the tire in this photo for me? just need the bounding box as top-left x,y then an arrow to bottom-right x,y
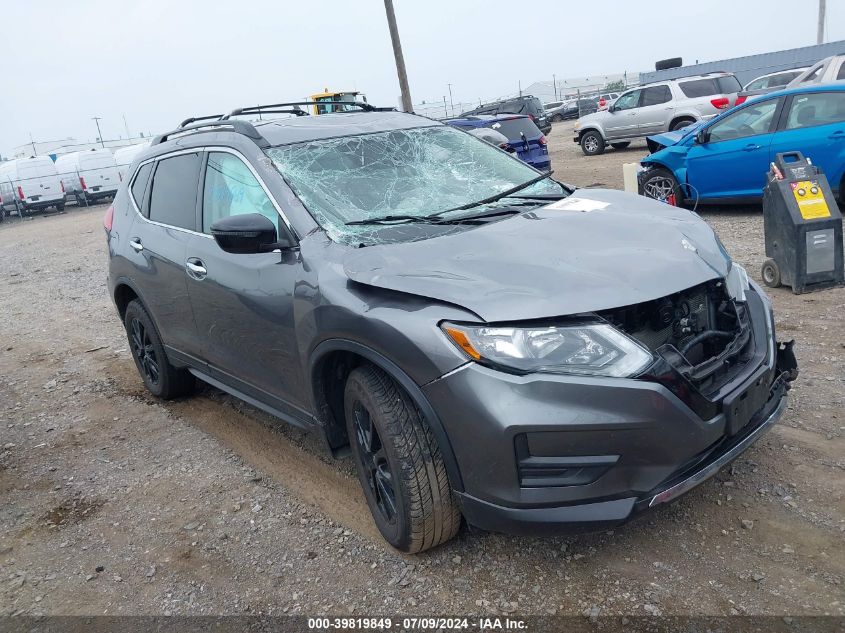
640,167 -> 684,205
761,259 -> 782,288
670,118 -> 696,131
655,57 -> 682,71
123,299 -> 194,399
344,365 -> 461,553
56,203 -> 65,212
551,114 -> 563,123
580,130 -> 605,156
611,142 -> 631,150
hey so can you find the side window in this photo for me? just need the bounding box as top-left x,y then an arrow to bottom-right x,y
148,153 -> 201,230
613,90 -> 641,111
785,92 -> 845,130
641,85 -> 672,106
202,152 -> 278,234
708,100 -> 779,142
130,162 -> 153,212
837,62 -> 845,80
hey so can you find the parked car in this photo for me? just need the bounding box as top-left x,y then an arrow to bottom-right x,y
0,156 -> 66,217
114,142 -> 151,183
596,92 -> 621,111
738,67 -> 810,103
55,149 -> 121,206
550,98 -> 597,121
638,84 -> 845,205
544,100 -> 569,122
460,95 -> 551,135
107,102 -> 796,552
786,54 -> 845,88
574,72 -> 743,156
445,114 -> 550,170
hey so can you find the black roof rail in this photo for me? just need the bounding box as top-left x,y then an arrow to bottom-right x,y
222,100 -> 377,119
178,114 -> 225,128
151,119 -> 270,148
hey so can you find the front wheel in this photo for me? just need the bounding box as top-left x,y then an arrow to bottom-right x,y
580,130 -> 605,156
640,168 -> 684,205
344,365 -> 461,553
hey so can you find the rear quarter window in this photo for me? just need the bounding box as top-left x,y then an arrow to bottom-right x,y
130,162 -> 153,211
679,76 -> 740,98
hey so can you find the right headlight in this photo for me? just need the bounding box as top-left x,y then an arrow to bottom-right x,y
441,322 -> 652,377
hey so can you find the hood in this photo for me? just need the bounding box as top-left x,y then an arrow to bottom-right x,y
343,189 -> 731,322
646,122 -> 702,153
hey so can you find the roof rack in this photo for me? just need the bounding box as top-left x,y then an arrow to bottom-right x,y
221,100 -> 377,120
178,114 -> 225,128
151,119 -> 270,147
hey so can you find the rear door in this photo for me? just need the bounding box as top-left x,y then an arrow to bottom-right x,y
125,152 -> 203,360
17,160 -> 62,204
636,85 -> 674,135
604,89 -> 641,139
685,97 -> 782,199
80,153 -> 120,195
185,149 -> 309,416
769,91 -> 845,190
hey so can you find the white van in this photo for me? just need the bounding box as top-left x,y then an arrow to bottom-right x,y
113,142 -> 150,183
0,156 -> 66,217
54,148 -> 120,205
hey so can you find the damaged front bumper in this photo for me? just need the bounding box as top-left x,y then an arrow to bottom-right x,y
423,283 -> 798,535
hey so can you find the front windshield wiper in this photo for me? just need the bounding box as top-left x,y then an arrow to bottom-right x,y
344,171 -> 555,227
428,171 -> 554,217
346,214 -> 433,226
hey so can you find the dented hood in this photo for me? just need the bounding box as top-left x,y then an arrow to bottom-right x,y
343,189 -> 731,322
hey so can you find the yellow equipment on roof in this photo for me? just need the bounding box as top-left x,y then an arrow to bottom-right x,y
309,90 -> 367,115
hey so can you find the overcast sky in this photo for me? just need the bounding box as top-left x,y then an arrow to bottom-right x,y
1,0 -> 843,156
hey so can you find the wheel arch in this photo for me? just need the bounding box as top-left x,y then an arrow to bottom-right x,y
309,338 -> 465,492
112,276 -> 147,321
669,114 -> 698,129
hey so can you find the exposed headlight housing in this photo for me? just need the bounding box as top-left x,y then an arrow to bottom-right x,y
441,322 -> 652,377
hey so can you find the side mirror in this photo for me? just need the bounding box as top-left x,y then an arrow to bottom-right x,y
607,104 -> 615,113
695,129 -> 709,144
210,213 -> 294,254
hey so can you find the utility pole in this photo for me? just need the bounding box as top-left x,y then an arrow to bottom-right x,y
122,114 -> 131,140
817,0 -> 826,44
553,74 -> 557,100
447,83 -> 454,117
518,80 -> 522,97
383,0 -> 413,113
92,117 -> 104,148
29,132 -> 37,156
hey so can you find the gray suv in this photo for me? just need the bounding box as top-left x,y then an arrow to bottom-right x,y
574,72 -> 743,155
106,101 -> 796,552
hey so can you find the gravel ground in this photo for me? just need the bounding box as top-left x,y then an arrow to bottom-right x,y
1,131 -> 843,618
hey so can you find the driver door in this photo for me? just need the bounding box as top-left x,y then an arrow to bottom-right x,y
685,97 -> 782,199
185,150 -> 309,418
604,89 -> 641,139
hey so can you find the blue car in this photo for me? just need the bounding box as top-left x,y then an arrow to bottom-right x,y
445,114 -> 551,171
639,84 -> 845,205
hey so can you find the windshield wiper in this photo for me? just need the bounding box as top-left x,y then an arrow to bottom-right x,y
345,214 -> 433,226
428,171 -> 554,217
427,208 -> 523,224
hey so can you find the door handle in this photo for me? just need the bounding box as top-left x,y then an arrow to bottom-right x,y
742,144 -> 760,151
129,238 -> 143,252
185,258 -> 207,280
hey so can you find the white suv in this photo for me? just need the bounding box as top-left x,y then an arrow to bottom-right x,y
573,72 -> 743,155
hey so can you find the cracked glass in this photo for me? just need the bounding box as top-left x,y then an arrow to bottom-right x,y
265,126 -> 562,245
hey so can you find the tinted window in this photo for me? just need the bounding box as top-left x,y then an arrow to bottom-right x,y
717,76 -> 742,93
498,100 -> 526,114
488,118 -> 542,139
680,78 -> 718,97
642,85 -> 672,106
148,153 -> 201,230
130,162 -> 153,210
785,92 -> 845,130
202,152 -> 278,234
708,100 -> 779,142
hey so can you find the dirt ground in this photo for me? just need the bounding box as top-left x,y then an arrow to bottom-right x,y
1,125 -> 843,618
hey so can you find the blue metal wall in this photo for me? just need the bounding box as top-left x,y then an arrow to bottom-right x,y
640,40 -> 845,86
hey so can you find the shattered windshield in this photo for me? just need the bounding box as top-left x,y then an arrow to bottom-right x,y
265,126 -> 563,244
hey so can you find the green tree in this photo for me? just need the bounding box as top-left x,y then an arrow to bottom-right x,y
604,79 -> 625,92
